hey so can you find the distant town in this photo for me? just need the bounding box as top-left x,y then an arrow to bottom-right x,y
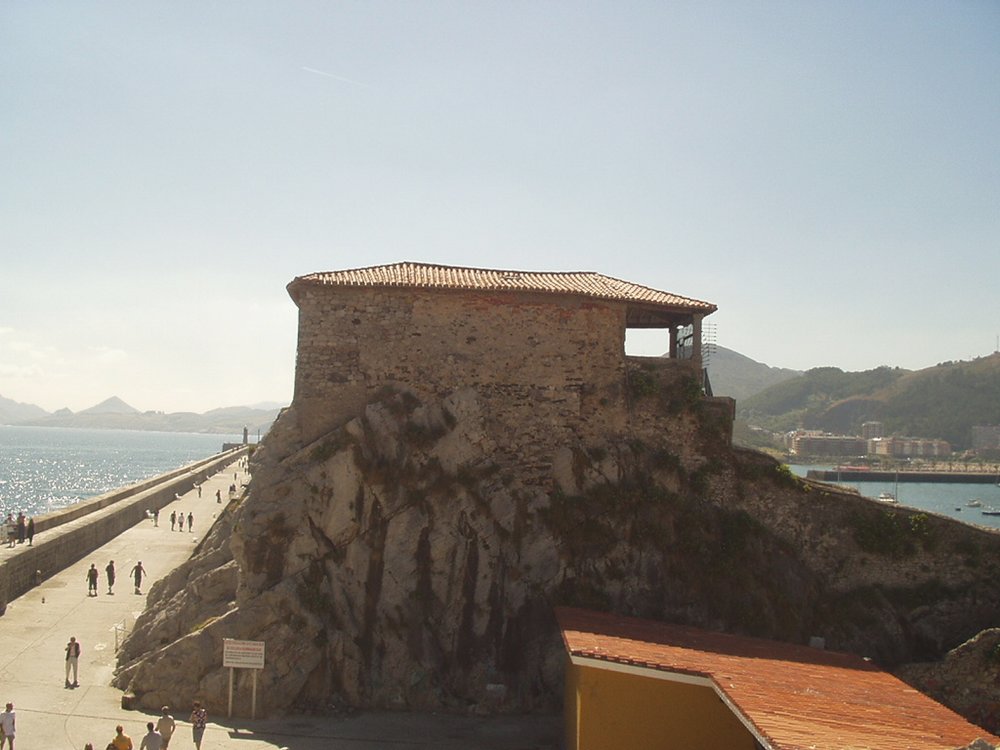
786,421 -> 1000,460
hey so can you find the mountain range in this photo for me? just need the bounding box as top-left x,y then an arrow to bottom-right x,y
0,394 -> 283,435
732,351 -> 1000,451
705,346 -> 802,401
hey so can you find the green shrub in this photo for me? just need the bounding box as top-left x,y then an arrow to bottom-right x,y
851,510 -> 933,558
628,370 -> 658,399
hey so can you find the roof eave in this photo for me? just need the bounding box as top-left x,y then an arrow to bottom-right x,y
288,274 -> 716,317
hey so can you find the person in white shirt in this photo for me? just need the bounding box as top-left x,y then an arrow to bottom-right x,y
0,702 -> 15,750
139,722 -> 162,750
155,707 -> 175,749
65,636 -> 81,687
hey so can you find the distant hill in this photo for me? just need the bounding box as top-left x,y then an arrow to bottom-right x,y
1,394 -> 283,435
247,401 -> 285,411
705,347 -> 802,402
79,396 -> 140,415
738,353 -> 1000,450
0,394 -> 49,424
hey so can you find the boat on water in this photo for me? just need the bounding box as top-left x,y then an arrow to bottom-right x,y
967,499 -> 983,508
982,508 -> 1000,516
877,492 -> 898,503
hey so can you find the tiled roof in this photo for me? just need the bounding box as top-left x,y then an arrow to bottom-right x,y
288,262 -> 716,313
556,607 -> 999,750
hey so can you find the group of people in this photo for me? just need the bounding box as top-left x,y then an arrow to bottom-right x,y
59,646 -> 209,750
75,702 -> 207,750
168,511 -> 194,533
2,512 -> 34,548
84,560 -> 145,597
6,467 -> 244,748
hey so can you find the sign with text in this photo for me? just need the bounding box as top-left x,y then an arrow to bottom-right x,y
223,639 -> 265,669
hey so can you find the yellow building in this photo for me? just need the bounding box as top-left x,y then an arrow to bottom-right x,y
557,607 -> 998,750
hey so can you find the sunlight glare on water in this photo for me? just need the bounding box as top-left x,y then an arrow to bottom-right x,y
0,426 -> 242,518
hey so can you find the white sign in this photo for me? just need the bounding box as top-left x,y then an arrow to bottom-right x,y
223,639 -> 265,669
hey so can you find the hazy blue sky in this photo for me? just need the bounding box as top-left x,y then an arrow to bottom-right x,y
2,2 -> 998,413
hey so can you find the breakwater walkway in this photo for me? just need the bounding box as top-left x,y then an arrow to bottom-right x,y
0,448 -> 247,611
0,454 -> 558,749
806,469 -> 1000,484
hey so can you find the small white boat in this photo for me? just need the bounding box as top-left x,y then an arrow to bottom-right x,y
966,499 -> 983,508
877,492 -> 898,503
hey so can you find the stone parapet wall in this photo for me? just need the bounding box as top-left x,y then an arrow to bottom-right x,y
31,450 -> 242,536
0,448 -> 246,614
293,286 -> 629,444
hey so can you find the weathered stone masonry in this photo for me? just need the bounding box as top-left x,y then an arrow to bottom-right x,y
292,286 -> 631,446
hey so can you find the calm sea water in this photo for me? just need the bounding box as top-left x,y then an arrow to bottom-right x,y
790,464 -> 1000,530
0,425 -> 242,518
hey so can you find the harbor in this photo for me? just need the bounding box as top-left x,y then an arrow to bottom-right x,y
805,468 -> 1000,484
791,464 -> 1000,528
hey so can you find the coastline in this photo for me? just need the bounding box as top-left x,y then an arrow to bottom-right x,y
0,425 -> 246,518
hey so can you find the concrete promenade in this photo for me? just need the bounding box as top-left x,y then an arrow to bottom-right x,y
0,457 -> 559,750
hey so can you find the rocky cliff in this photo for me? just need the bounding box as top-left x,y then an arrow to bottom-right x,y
897,628 -> 1000,736
114,379 -> 1000,730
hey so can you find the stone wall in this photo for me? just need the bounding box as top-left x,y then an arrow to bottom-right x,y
30,452 -> 239,536
0,448 -> 246,614
292,286 -> 630,444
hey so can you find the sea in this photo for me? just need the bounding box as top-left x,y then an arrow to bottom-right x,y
0,425 -> 243,519
789,464 -> 1000,531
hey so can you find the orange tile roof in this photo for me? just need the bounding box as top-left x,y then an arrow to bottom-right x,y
556,607 -> 999,750
288,261 -> 716,314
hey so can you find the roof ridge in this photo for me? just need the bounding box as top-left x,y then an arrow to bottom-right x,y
296,260 -> 612,279
287,261 -> 717,314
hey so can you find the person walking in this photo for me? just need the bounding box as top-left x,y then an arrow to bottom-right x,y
178,513 -> 184,532
169,511 -> 176,531
0,702 -> 14,750
65,636 -> 81,687
130,561 -> 146,594
189,701 -> 207,750
138,722 -> 162,750
87,564 -> 99,596
110,725 -> 133,750
153,508 -> 159,527
26,517 -> 34,546
187,512 -> 193,533
155,707 -> 175,749
106,560 -> 116,594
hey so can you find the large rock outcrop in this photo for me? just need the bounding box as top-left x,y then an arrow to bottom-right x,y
897,628 -> 1000,735
114,380 -> 1000,728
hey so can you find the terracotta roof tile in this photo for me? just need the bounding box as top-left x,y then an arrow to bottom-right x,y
288,261 -> 716,313
556,607 -> 998,750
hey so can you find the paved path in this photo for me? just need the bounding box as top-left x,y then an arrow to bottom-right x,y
0,459 -> 559,750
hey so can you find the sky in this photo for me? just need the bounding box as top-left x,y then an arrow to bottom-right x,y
2,2 -> 998,414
